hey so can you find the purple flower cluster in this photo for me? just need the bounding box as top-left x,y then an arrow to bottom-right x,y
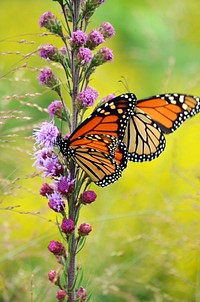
77,87 -> 98,108
36,3 -> 111,299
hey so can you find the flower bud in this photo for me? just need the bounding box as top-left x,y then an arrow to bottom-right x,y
99,22 -> 115,39
40,183 -> 54,197
80,190 -> 97,204
56,289 -> 67,301
48,240 -> 65,256
78,223 -> 92,236
48,270 -> 60,285
76,287 -> 87,302
61,218 -> 75,234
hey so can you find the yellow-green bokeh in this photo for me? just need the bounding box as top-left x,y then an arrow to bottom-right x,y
1,1 -> 200,301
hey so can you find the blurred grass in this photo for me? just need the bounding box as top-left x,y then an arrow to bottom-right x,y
1,0 -> 200,301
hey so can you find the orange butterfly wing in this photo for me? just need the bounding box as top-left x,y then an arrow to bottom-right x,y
136,94 -> 200,133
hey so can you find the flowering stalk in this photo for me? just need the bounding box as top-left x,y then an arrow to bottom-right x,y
34,1 -> 115,301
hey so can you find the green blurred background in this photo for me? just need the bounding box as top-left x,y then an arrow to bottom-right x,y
1,1 -> 200,301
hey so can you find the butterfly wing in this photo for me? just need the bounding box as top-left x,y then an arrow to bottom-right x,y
136,93 -> 200,134
69,93 -> 137,141
70,137 -> 128,187
124,107 -> 166,162
57,93 -> 137,187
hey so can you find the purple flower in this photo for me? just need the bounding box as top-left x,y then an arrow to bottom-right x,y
87,30 -> 104,49
47,192 -> 65,212
56,289 -> 67,301
77,47 -> 93,66
48,100 -> 63,118
39,44 -> 58,61
77,87 -> 98,108
33,148 -> 63,178
78,223 -> 92,236
76,287 -> 87,302
98,47 -> 114,62
33,148 -> 51,167
99,22 -> 115,39
92,47 -> 114,67
104,93 -> 116,102
40,183 -> 54,197
39,11 -> 62,35
33,122 -> 59,148
43,157 -> 64,178
38,68 -> 60,90
59,46 -> 67,56
39,11 -> 55,28
70,30 -> 88,48
80,190 -> 97,204
54,174 -> 75,194
61,218 -> 75,234
48,240 -> 65,255
64,132 -> 71,139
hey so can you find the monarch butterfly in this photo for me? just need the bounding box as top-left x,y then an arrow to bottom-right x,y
57,93 -> 137,187
125,93 -> 200,162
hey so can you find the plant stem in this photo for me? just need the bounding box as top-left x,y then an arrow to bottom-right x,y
67,224 -> 76,301
67,2 -> 81,301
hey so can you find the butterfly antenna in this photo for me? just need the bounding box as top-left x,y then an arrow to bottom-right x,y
118,76 -> 130,92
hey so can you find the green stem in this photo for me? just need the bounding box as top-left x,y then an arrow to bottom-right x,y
67,1 -> 81,301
